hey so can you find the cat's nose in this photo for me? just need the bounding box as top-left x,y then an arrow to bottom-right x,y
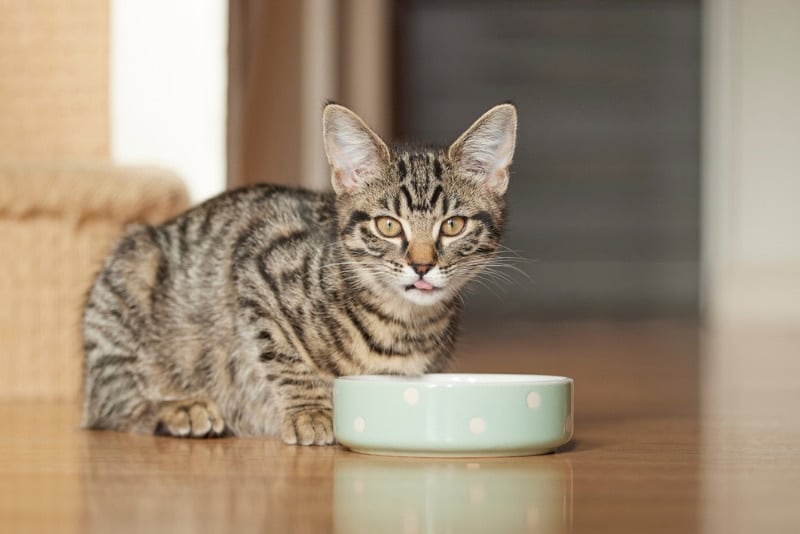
406,242 -> 437,273
411,263 -> 434,276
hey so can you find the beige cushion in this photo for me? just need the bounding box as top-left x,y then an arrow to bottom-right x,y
0,162 -> 190,400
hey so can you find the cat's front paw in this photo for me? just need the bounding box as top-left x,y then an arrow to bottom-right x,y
281,408 -> 334,446
154,399 -> 227,438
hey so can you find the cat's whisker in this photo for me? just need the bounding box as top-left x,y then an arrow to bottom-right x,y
457,265 -> 520,293
474,271 -> 515,287
464,276 -> 506,299
495,244 -> 529,259
470,269 -> 512,288
456,259 -> 532,282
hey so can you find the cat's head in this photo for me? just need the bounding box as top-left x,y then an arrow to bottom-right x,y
323,103 -> 516,306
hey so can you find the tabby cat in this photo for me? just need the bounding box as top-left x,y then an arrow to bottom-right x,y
82,102 -> 517,445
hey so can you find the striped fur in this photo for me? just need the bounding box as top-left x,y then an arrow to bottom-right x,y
82,103 -> 517,444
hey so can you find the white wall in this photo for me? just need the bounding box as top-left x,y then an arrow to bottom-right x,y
110,0 -> 228,203
703,0 -> 800,327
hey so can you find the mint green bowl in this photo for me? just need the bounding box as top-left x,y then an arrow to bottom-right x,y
333,374 -> 574,457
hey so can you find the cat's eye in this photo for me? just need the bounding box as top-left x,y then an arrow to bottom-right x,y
375,216 -> 403,238
440,216 -> 466,237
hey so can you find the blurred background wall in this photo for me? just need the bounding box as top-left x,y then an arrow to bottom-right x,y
225,0 -> 798,325
396,0 -> 700,318
231,0 -> 703,319
2,0 -> 797,327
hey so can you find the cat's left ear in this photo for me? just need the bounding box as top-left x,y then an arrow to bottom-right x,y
448,103 -> 517,195
323,103 -> 391,195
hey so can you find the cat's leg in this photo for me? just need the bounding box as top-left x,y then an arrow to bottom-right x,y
82,343 -> 155,434
236,289 -> 335,444
273,372 -> 335,446
254,336 -> 334,445
84,313 -> 227,438
86,373 -> 227,438
83,326 -> 229,438
84,338 -> 229,438
83,227 -> 229,439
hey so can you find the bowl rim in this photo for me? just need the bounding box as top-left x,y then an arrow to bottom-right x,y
335,373 -> 573,387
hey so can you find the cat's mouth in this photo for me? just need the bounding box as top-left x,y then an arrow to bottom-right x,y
406,279 -> 439,292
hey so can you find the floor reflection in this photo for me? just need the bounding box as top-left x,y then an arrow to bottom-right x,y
81,429 -> 573,534
333,453 -> 573,534
82,432 -> 337,533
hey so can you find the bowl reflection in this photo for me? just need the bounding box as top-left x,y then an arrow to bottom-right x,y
334,453 -> 573,534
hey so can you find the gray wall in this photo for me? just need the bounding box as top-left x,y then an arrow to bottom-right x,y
397,0 -> 701,317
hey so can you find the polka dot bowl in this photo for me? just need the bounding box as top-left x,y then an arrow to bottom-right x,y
333,374 -> 573,457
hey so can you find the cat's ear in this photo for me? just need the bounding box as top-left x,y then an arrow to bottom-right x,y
448,103 -> 517,195
323,103 -> 391,194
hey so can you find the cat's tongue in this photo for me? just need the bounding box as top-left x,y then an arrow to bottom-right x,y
413,280 -> 434,291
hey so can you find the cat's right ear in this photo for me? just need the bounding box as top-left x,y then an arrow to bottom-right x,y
323,103 -> 391,195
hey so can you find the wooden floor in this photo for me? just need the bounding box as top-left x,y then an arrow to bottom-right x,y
2,320 -> 798,533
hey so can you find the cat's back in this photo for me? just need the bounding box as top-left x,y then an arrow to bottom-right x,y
160,184 -> 338,255
91,184 -> 337,319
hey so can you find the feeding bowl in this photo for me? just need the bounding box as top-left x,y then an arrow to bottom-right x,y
333,373 -> 574,457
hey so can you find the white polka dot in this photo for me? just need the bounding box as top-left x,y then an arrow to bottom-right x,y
354,416 -> 366,433
526,391 -> 541,409
469,417 -> 486,434
564,415 -> 573,435
353,479 -> 365,495
466,462 -> 481,470
403,387 -> 420,405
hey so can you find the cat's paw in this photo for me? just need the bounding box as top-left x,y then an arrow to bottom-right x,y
154,399 -> 227,438
281,408 -> 334,446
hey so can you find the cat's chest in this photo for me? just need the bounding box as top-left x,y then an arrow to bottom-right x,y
357,349 -> 433,376
338,322 -> 445,376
